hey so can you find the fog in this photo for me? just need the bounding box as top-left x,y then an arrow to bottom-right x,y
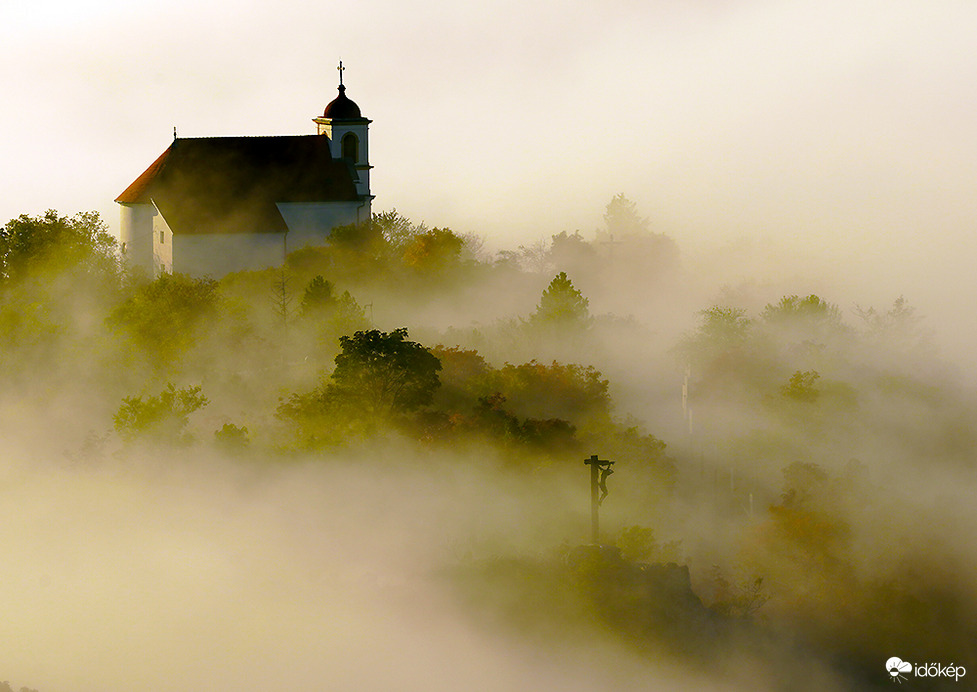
4,0 -> 977,356
0,444 -> 734,692
0,202 -> 975,691
2,1 -> 976,688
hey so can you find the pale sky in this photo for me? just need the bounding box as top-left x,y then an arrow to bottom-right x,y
2,0 -> 976,358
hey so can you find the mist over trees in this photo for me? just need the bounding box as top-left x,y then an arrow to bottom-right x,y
1,199 -> 975,691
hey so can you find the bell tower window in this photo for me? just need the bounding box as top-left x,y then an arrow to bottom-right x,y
341,133 -> 359,163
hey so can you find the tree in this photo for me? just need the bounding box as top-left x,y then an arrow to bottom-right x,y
402,228 -> 464,272
695,306 -> 751,348
531,272 -> 590,329
487,360 -> 610,424
676,305 -> 752,369
548,231 -> 595,278
854,296 -> 931,359
330,328 -> 442,417
598,194 -> 679,279
0,209 -> 118,286
780,370 -> 820,402
298,275 -> 336,319
328,220 -> 384,252
277,328 -> 442,446
761,294 -> 842,327
0,211 -> 121,385
113,383 -> 209,444
270,267 -> 293,328
331,290 -> 370,335
761,294 -> 850,364
108,272 -> 220,364
603,193 -> 648,237
372,209 -> 425,251
214,423 -> 250,452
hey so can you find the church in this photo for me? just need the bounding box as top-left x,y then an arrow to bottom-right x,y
116,67 -> 373,278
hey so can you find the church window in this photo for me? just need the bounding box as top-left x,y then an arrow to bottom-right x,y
159,230 -> 165,244
341,133 -> 359,163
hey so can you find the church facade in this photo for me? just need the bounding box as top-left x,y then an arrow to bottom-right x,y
116,76 -> 372,278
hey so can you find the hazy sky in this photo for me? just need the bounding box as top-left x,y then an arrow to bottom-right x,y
2,0 -> 976,354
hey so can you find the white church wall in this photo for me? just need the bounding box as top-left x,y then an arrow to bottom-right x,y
119,203 -> 155,274
277,202 -> 369,249
172,232 -> 287,278
152,207 -> 174,274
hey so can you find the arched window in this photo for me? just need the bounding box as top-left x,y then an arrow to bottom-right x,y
341,133 -> 359,163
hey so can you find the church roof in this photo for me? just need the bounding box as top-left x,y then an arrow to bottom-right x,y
115,135 -> 361,234
322,84 -> 364,120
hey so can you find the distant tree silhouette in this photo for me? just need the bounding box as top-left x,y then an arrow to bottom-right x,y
780,370 -> 821,402
299,275 -> 336,318
603,193 -> 648,237
531,272 -> 590,329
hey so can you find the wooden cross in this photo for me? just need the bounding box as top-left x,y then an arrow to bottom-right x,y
337,60 -> 345,86
584,455 -> 614,544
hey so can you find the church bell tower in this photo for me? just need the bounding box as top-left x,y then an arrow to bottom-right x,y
314,61 -> 372,201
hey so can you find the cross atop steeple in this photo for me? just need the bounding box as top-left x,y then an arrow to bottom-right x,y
337,60 -> 345,87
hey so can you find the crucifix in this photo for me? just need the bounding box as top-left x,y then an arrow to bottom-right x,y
584,454 -> 614,544
337,60 -> 345,86
600,234 -> 624,260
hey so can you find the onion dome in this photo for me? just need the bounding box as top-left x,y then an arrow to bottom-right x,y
323,85 -> 362,119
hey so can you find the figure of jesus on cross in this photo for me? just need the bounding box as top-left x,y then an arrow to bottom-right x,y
584,454 -> 614,544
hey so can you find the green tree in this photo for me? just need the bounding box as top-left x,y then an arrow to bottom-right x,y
780,370 -> 820,402
695,306 -> 751,348
402,228 -> 465,271
762,294 -> 842,327
113,383 -> 209,444
487,360 -> 610,424
214,423 -> 250,452
328,220 -> 385,252
108,273 -> 220,365
761,294 -> 851,368
330,328 -> 442,417
429,346 -> 493,412
0,209 -> 118,286
331,290 -> 370,335
372,209 -> 426,251
598,194 -> 679,282
531,272 -> 590,328
0,211 -> 121,386
278,328 -> 442,445
298,275 -> 336,319
677,306 -> 752,368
